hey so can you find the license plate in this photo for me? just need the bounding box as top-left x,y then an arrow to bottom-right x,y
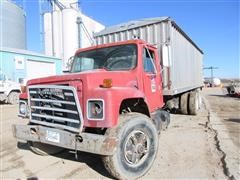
46,130 -> 60,143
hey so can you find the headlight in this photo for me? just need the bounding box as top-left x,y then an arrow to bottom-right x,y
87,99 -> 104,120
18,100 -> 28,117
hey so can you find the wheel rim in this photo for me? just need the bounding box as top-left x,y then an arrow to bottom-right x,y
124,130 -> 150,167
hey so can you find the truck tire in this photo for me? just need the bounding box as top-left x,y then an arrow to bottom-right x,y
7,91 -> 19,105
180,93 -> 189,115
188,91 -> 199,115
102,113 -> 158,179
28,141 -> 64,156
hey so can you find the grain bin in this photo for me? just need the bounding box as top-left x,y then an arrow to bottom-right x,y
52,10 -> 63,58
62,8 -> 79,69
43,12 -> 53,56
0,0 -> 26,49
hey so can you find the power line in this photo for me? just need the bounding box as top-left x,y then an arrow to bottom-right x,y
203,66 -> 219,85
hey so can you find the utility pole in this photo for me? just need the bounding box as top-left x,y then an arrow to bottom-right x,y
203,66 -> 219,86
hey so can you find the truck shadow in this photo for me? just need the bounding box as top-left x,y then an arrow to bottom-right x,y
17,142 -> 114,179
225,118 -> 240,124
209,94 -> 240,99
0,101 -> 8,105
58,150 -> 114,179
209,94 -> 228,98
167,108 -> 182,115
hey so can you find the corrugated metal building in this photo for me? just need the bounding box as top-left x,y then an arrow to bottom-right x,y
0,48 -> 62,84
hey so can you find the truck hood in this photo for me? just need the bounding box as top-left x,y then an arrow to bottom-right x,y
27,72 -> 85,86
27,69 -> 137,88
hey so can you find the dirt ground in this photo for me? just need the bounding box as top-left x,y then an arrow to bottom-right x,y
203,88 -> 239,148
203,87 -> 240,179
0,88 -> 237,179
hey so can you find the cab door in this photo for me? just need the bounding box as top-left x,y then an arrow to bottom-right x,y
142,47 -> 163,112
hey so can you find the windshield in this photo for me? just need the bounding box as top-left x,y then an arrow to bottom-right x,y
71,44 -> 137,73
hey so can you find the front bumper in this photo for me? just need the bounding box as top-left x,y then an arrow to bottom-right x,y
12,124 -> 118,155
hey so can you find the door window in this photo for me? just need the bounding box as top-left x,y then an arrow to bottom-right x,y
143,48 -> 156,74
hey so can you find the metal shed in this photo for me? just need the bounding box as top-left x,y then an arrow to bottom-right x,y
0,47 -> 62,84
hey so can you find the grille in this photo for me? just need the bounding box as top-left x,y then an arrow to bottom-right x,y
28,85 -> 83,132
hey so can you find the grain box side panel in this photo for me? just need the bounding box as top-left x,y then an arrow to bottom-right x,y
169,24 -> 203,95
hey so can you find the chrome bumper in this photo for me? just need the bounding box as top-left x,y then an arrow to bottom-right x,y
12,124 -> 118,156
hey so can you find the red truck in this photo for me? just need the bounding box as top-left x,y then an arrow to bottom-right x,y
13,39 -> 170,179
13,17 -> 203,179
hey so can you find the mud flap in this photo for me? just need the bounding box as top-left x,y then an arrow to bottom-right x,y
151,110 -> 170,133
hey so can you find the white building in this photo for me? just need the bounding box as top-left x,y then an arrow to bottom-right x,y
43,0 -> 105,70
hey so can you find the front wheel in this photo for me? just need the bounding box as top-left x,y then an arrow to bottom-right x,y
102,113 -> 158,179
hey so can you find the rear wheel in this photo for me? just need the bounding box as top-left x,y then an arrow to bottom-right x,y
198,92 -> 202,109
7,91 -> 19,104
180,93 -> 189,115
102,113 -> 158,179
28,141 -> 64,156
188,91 -> 199,115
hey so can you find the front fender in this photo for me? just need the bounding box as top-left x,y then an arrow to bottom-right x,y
83,87 -> 145,128
19,92 -> 27,100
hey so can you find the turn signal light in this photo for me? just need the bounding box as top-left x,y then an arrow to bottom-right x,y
21,86 -> 26,93
101,79 -> 112,88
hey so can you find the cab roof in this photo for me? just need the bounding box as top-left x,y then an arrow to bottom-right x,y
75,39 -> 155,55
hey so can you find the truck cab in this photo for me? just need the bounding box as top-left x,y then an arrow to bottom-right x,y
13,40 -> 169,179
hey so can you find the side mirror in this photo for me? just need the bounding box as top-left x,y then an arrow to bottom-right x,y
66,56 -> 74,72
162,45 -> 171,67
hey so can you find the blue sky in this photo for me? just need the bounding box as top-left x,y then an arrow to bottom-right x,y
19,0 -> 239,78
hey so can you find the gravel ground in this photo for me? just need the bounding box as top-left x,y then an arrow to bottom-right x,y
203,87 -> 240,180
0,89 -> 235,179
